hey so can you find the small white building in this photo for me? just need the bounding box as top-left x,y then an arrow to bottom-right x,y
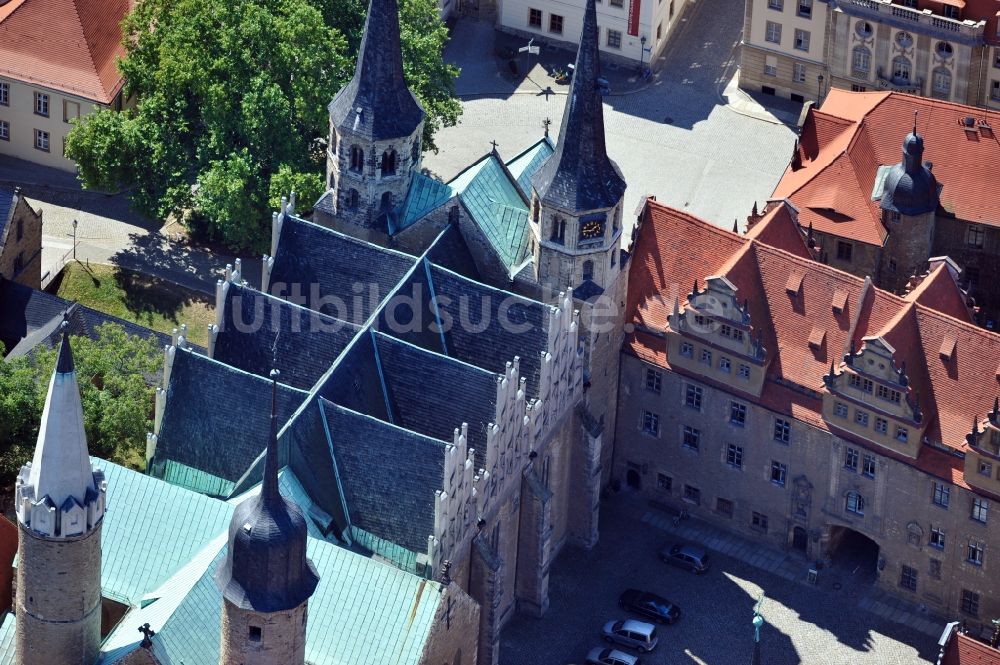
497,0 -> 690,65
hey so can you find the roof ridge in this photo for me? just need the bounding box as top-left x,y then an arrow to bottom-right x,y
319,396 -> 453,447
504,136 -> 552,166
646,200 -> 744,241
903,262 -> 950,303
72,0 -> 108,94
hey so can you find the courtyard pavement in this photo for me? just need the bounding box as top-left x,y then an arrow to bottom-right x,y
424,0 -> 803,235
500,494 -> 941,665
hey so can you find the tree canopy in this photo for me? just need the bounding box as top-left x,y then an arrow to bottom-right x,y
67,0 -> 460,251
0,325 -> 162,486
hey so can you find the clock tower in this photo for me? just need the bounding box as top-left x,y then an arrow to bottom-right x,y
528,0 -> 628,495
528,0 -> 626,296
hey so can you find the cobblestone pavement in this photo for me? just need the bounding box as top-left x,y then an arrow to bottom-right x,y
425,0 -> 801,235
500,495 -> 939,665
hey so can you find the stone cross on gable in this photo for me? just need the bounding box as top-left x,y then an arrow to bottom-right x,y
542,117 -> 552,137
490,139 -> 500,153
138,623 -> 156,648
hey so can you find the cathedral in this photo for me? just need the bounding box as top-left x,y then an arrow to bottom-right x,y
0,0 -> 632,661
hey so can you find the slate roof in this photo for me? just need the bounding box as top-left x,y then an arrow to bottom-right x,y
397,172 -> 453,232
424,224 -> 481,281
0,0 -> 129,104
505,137 -> 555,199
327,0 -> 424,142
774,90 -> 1000,249
627,198 -> 1000,492
529,0 -> 625,212
449,153 -> 532,270
214,282 -> 359,389
0,187 -> 12,246
152,349 -> 308,485
322,399 -> 447,554
269,215 -> 417,323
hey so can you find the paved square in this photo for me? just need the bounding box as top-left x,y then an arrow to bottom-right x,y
500,496 -> 938,665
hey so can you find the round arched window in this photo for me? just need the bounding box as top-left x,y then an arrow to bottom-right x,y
936,41 -> 953,58
895,31 -> 913,48
855,21 -> 873,38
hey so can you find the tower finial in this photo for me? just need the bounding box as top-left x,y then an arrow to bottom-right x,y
913,110 -> 918,136
262,367 -> 281,505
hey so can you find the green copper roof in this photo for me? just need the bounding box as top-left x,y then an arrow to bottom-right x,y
0,613 -> 12,665
98,459 -> 235,606
449,154 -> 531,270
397,173 -> 453,233
506,137 -> 555,198
159,459 -> 236,498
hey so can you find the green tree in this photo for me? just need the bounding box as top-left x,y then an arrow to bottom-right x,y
0,325 -> 163,486
66,0 -> 460,252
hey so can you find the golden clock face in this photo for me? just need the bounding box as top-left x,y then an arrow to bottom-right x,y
580,219 -> 604,240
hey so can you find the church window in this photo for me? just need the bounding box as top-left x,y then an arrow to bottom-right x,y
349,145 -> 364,173
551,216 -> 566,243
381,149 -> 397,176
582,260 -> 594,281
348,189 -> 360,209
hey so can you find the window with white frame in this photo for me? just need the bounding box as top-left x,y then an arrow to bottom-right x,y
979,460 -> 992,477
852,46 -> 871,76
895,426 -> 909,443
730,402 -> 747,427
726,443 -> 744,469
771,461 -> 787,486
874,417 -> 888,435
642,410 -> 660,436
933,482 -> 950,508
793,63 -> 806,83
794,29 -> 810,51
855,409 -> 869,428
682,425 -> 701,451
738,364 -> 751,380
835,402 -> 849,418
0,82 -> 8,106
0,120 -> 8,141
797,0 -> 812,17
845,447 -> 859,471
967,540 -> 984,566
892,56 -> 912,84
972,498 -> 988,523
700,348 -> 712,365
765,21 -> 782,44
845,491 -> 865,515
645,368 -> 662,393
774,418 -> 790,444
862,453 -> 876,477
685,384 -> 703,410
719,357 -> 732,373
680,341 -> 694,358
34,92 -> 49,117
930,527 -> 945,548
768,0 -> 783,9
34,129 -> 49,152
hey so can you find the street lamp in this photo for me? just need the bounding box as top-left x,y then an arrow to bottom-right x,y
72,219 -> 78,261
817,74 -> 825,103
640,36 -> 647,74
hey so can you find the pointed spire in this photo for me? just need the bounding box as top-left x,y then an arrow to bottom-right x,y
992,397 -> 999,423
913,110 -> 918,136
15,325 -> 105,537
530,0 -> 625,212
733,219 -> 739,233
328,0 -> 424,142
261,368 -> 281,507
692,279 -> 699,296
807,222 -> 815,249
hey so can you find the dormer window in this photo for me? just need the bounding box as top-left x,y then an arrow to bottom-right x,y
381,149 -> 397,176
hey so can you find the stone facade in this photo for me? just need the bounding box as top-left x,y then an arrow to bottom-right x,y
14,525 -> 103,665
219,600 -> 308,665
0,190 -> 42,290
417,582 -> 480,665
740,0 -> 1000,108
616,350 -> 1000,625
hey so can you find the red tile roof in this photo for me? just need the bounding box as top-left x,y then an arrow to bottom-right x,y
627,198 -> 1000,486
0,0 -> 130,104
773,90 -> 1000,248
942,629 -> 1000,665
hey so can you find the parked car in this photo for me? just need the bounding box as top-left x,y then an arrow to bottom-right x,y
585,647 -> 641,665
601,618 -> 659,652
618,589 -> 681,624
659,542 -> 710,574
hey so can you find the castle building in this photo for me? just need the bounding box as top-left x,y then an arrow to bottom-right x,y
739,0 -> 1000,107
770,89 -> 1000,322
143,0 -> 630,662
617,195 -> 1000,629
0,188 -> 42,290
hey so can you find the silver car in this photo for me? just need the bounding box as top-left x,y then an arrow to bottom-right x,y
585,647 -> 641,665
601,618 -> 659,652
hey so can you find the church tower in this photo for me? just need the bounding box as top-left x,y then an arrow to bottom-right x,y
216,369 -> 319,665
14,330 -> 106,665
321,0 -> 425,239
878,115 -> 939,293
528,0 -> 627,294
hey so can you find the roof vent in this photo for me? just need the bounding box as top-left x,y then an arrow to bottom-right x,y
964,116 -> 976,127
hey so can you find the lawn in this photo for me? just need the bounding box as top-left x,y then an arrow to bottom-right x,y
52,263 -> 216,347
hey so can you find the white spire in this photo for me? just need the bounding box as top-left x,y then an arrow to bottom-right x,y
15,332 -> 105,538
